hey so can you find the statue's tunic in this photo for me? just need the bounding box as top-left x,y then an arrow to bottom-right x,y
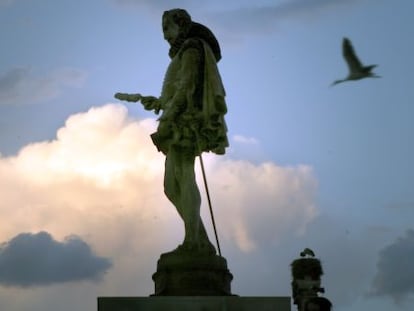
151,37 -> 228,156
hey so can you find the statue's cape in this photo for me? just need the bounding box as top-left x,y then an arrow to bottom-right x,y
151,38 -> 228,156
198,40 -> 228,155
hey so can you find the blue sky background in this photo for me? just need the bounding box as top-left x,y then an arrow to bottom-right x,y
1,0 -> 413,310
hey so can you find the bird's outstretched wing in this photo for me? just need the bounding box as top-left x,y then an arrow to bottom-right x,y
343,37 -> 363,73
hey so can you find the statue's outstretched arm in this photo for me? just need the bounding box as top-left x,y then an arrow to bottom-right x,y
114,92 -> 161,114
114,92 -> 142,102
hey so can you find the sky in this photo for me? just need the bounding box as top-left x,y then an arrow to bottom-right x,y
0,0 -> 413,310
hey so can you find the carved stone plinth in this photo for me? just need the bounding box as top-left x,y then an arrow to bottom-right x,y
152,249 -> 233,296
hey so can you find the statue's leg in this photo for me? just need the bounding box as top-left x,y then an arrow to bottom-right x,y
197,218 -> 216,253
164,151 -> 183,219
164,148 -> 202,249
165,148 -> 215,253
178,152 -> 201,248
180,154 -> 215,253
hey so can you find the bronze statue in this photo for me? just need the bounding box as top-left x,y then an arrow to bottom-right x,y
115,9 -> 228,253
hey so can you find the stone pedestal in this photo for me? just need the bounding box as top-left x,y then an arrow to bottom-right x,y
98,250 -> 291,310
98,249 -> 292,310
152,249 -> 233,296
98,296 -> 291,311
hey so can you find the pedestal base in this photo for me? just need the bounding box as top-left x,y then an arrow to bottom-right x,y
152,249 -> 233,296
98,296 -> 291,311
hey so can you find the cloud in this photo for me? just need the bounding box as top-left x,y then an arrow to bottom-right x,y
207,0 -> 368,37
110,0 -> 368,43
209,159 -> 317,252
229,135 -> 266,162
0,103 -> 317,261
111,0 -> 375,41
369,229 -> 414,303
112,0 -> 202,12
0,231 -> 112,287
0,0 -> 15,6
233,135 -> 259,145
385,201 -> 414,210
111,0 -> 360,31
0,102 -> 319,308
0,67 -> 87,106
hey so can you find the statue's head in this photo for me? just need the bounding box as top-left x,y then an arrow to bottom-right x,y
162,8 -> 221,62
162,9 -> 192,45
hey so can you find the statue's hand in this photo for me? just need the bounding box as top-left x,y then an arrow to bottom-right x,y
141,96 -> 161,114
114,92 -> 142,102
115,93 -> 161,114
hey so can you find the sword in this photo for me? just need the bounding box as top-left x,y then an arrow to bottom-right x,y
191,123 -> 222,257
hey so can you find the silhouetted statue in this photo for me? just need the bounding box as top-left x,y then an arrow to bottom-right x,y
115,8 -> 228,254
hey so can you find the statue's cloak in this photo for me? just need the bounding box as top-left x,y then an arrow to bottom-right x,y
151,35 -> 228,156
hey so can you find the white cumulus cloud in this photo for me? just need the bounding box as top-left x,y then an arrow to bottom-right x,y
0,67 -> 87,106
0,103 -> 318,260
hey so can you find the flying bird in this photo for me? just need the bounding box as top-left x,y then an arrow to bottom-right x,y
331,37 -> 380,86
300,248 -> 315,257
